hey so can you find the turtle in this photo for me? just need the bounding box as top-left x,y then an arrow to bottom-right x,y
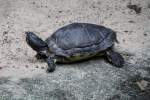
25,23 -> 124,73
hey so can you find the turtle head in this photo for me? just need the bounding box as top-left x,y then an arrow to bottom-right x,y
25,31 -> 48,52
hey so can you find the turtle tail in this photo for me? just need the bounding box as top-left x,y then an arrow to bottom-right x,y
115,36 -> 119,43
113,31 -> 119,43
25,31 -> 48,52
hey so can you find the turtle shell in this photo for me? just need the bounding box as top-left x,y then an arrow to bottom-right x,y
46,23 -> 117,56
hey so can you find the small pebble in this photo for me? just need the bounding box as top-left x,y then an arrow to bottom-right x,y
143,33 -> 147,36
142,42 -> 145,44
35,65 -> 39,68
3,31 -> 8,35
148,3 -> 150,8
25,65 -> 29,68
32,2 -> 35,4
124,30 -> 128,33
127,4 -> 142,14
58,11 -> 62,13
48,15 -> 50,18
128,20 -> 135,23
122,39 -> 126,42
136,80 -> 148,91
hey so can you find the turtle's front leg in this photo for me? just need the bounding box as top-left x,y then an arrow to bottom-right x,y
46,57 -> 56,73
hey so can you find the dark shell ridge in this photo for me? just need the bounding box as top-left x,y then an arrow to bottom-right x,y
46,23 -> 117,56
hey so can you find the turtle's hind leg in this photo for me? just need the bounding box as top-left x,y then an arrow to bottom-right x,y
25,32 -> 48,60
105,49 -> 124,68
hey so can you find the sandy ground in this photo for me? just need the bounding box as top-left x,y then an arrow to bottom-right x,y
0,0 -> 150,100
